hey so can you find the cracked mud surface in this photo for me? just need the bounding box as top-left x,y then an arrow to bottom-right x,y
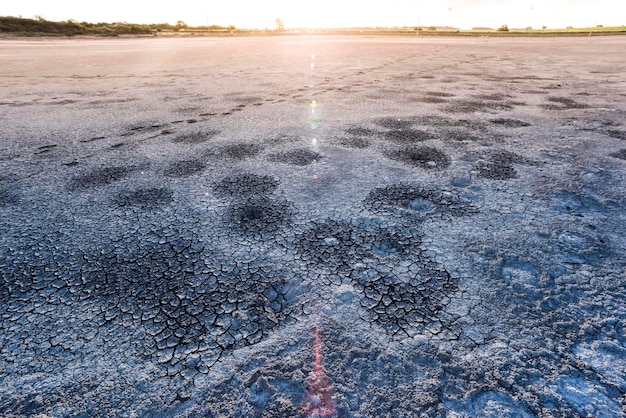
1,36 -> 625,417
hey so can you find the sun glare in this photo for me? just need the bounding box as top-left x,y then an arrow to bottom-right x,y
2,0 -> 625,29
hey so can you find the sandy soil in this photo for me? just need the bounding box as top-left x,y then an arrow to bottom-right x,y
1,35 -> 625,417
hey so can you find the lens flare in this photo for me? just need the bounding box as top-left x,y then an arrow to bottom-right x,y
301,325 -> 337,417
307,53 -> 320,181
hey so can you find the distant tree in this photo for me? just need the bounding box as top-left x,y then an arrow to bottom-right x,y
275,18 -> 284,32
427,26 -> 437,31
174,20 -> 187,32
542,25 -> 547,30
497,24 -> 509,32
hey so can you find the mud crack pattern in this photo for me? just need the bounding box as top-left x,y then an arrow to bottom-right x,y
2,37 -> 625,418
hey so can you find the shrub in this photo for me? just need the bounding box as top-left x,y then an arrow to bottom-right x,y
497,24 -> 509,32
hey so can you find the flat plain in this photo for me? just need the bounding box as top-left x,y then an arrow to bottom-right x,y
1,35 -> 625,417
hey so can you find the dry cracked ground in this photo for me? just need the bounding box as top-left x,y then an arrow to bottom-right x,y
0,35 -> 625,417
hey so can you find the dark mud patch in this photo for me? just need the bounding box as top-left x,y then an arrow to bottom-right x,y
542,97 -> 589,110
436,129 -> 482,143
164,160 -> 206,178
79,136 -> 105,144
489,118 -> 531,128
121,124 -> 165,137
267,148 -> 320,166
410,115 -> 476,128
0,187 -> 19,206
296,219 -> 356,269
477,161 -> 518,180
339,127 -> 376,148
114,187 -> 174,208
365,184 -> 477,217
171,130 -> 220,144
70,166 -> 133,190
267,134 -> 303,145
295,219 -> 418,275
226,197 -> 293,233
354,219 -> 421,262
374,117 -> 414,130
338,138 -> 370,149
444,100 -> 513,113
352,266 -> 457,337
219,143 -> 264,161
384,146 -> 451,169
383,129 -> 434,144
425,91 -> 455,98
476,151 -> 533,180
34,144 -> 58,155
225,95 -> 264,104
75,230 -> 300,376
415,96 -> 449,104
609,149 -> 626,160
213,173 -> 280,198
472,93 -> 512,101
491,150 -> 535,165
345,127 -> 377,137
606,130 -> 626,141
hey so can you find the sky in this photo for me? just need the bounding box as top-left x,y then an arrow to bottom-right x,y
1,0 -> 624,29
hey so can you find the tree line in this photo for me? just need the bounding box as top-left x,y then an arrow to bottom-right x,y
0,16 -> 234,36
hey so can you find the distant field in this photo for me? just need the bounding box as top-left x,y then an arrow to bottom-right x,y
1,16 -> 625,37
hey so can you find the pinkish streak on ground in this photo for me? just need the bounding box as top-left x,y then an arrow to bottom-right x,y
301,325 -> 337,417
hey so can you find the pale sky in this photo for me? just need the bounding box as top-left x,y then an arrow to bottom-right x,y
1,0 -> 624,29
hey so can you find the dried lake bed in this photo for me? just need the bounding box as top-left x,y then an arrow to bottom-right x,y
0,35 -> 625,417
